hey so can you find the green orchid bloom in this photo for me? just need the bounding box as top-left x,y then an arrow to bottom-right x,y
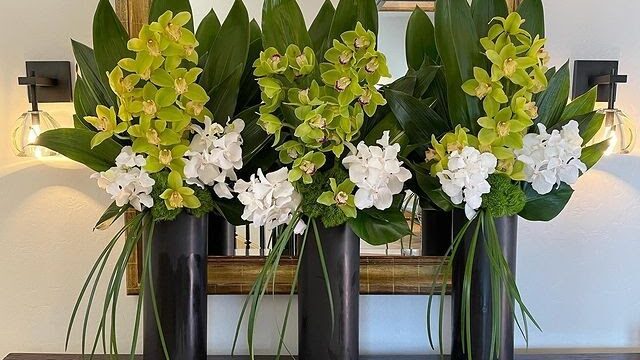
257,77 -> 285,113
84,105 -> 128,148
357,85 -> 386,117
527,64 -> 549,94
477,107 -> 531,148
427,126 -> 478,175
289,151 -> 326,184
286,44 -> 316,77
118,53 -> 164,81
145,144 -> 188,174
496,157 -> 526,181
486,43 -> 537,86
253,48 -> 289,77
317,178 -> 357,218
160,170 -> 201,210
276,140 -> 305,164
462,67 -> 508,114
258,113 -> 283,145
357,53 -> 391,85
321,67 -> 363,106
107,66 -> 140,99
149,11 -> 194,44
287,81 -> 323,108
127,24 -> 170,59
324,39 -> 356,67
117,94 -> 144,123
150,67 -> 208,103
511,89 -> 539,122
182,98 -> 213,122
129,116 -> 182,151
294,104 -> 339,147
341,22 -> 376,58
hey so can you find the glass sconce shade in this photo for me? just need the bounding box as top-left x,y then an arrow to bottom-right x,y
598,108 -> 636,155
12,110 -> 60,158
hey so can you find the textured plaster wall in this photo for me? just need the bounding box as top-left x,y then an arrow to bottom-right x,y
0,0 -> 639,357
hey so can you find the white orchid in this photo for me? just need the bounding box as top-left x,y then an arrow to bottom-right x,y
436,146 -> 497,219
234,167 -> 302,232
184,117 -> 245,199
91,147 -> 155,211
342,131 -> 412,210
516,120 -> 586,195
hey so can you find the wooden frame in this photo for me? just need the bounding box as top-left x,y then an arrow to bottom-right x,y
377,0 -> 523,12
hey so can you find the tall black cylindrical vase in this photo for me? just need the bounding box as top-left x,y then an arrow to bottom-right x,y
451,212 -> 517,360
421,206 -> 454,256
144,212 -> 208,360
208,213 -> 235,256
298,223 -> 360,360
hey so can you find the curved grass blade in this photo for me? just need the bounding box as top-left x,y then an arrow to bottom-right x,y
311,220 -> 335,335
147,234 -> 172,360
129,220 -> 155,359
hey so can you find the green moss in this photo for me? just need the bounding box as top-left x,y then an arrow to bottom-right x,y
299,164 -> 350,228
149,171 -> 215,221
482,174 -> 526,217
189,187 -> 215,218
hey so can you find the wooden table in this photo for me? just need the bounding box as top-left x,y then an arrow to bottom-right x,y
5,354 -> 640,360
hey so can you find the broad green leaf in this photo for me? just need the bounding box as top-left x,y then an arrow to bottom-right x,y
93,0 -> 132,93
535,61 -> 570,127
387,74 -> 417,95
414,64 -> 440,99
236,20 -> 264,113
408,162 -> 454,211
200,0 -> 250,92
206,64 -> 244,122
74,76 -> 99,119
196,9 -> 221,57
519,183 -> 573,222
471,0 -> 508,46
581,139 -> 610,170
364,111 -> 408,148
386,88 -> 450,145
561,86 -> 597,122
551,111 -> 604,145
348,207 -> 412,246
309,0 -> 336,55
435,0 -> 483,132
94,202 -> 130,230
35,128 -> 122,172
262,0 -> 311,52
236,105 -> 272,163
149,0 -> 194,32
328,0 -> 378,48
517,0 -> 545,38
215,197 -> 248,226
73,115 -> 91,131
72,40 -> 115,107
406,7 -> 438,70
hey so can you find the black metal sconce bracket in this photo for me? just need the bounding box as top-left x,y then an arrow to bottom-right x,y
573,60 -> 628,108
17,61 -> 73,109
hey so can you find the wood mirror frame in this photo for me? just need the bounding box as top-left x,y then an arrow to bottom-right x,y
118,0 -> 521,296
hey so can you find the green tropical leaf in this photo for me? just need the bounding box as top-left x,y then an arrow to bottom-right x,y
214,197 -> 248,226
348,207 -> 412,246
74,76 -> 99,119
519,183 -> 573,222
551,110 -> 605,145
149,0 -> 194,32
434,0 -> 483,132
386,88 -> 450,145
94,202 -> 131,230
561,86 -> 597,122
73,115 -> 93,131
309,0 -> 336,55
72,40 -> 116,107
93,0 -> 132,92
471,0 -> 508,46
387,74 -> 417,95
517,0 -> 545,38
406,7 -> 438,70
581,139 -> 610,170
237,105 -> 272,163
236,20 -> 263,113
200,0 -> 250,92
414,64 -> 440,98
364,111 -> 408,148
328,0 -> 378,47
206,64 -> 244,123
35,128 -> 122,172
535,61 -> 570,127
195,9 -> 222,57
262,0 -> 312,52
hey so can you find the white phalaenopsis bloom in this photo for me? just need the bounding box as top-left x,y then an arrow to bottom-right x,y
436,146 -> 497,220
234,167 -> 302,232
184,117 -> 245,199
342,131 -> 412,210
91,146 -> 155,211
515,120 -> 586,195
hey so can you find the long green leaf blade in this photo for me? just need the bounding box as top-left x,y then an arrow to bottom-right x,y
328,0 -> 378,48
195,9 -> 222,57
72,40 -> 116,107
406,7 -> 438,70
517,0 -> 545,38
471,0 -> 508,46
262,0 -> 312,52
535,61 -> 570,127
309,0 -> 336,55
93,0 -> 132,92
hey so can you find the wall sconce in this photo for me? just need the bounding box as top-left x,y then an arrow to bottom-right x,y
573,60 -> 636,155
12,61 -> 72,158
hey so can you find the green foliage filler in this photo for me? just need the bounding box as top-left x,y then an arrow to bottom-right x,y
299,164 -> 349,228
190,187 -> 215,218
149,171 -> 214,221
482,174 -> 526,217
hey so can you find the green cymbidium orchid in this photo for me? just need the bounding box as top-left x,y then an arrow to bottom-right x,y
129,116 -> 182,150
277,140 -> 305,164
427,126 -> 478,175
118,53 -> 164,81
145,144 -> 188,174
317,178 -> 357,218
127,24 -> 169,59
253,48 -> 289,77
527,64 -> 549,94
288,81 -> 323,109
357,85 -> 386,117
321,67 -> 363,106
150,67 -> 209,104
286,44 -> 316,77
294,105 -> 335,146
511,89 -> 539,122
486,43 -> 537,86
160,170 -> 201,210
258,77 -> 285,113
84,105 -> 128,148
289,151 -> 326,184
341,22 -> 376,58
325,39 -> 356,67
150,11 -> 194,44
258,113 -> 283,145
357,53 -> 391,85
462,67 -> 508,114
108,66 -> 140,99
477,107 -> 531,148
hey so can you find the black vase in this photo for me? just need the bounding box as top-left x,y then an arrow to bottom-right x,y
451,212 -> 518,360
298,223 -> 360,360
421,207 -> 454,256
208,213 -> 235,256
144,212 -> 208,360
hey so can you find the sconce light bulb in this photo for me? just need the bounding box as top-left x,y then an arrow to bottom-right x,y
12,110 -> 59,158
598,108 -> 636,155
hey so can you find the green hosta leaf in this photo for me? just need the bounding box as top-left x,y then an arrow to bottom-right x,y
406,7 -> 438,70
471,0 -> 508,47
581,139 -> 610,170
386,88 -> 450,145
207,64 -> 244,123
519,183 -> 573,222
262,0 -> 311,52
74,76 -> 99,119
201,0 -> 250,93
348,207 -> 412,246
93,0 -> 132,93
95,202 -> 131,230
149,0 -> 194,32
236,20 -> 263,113
517,0 -> 545,39
237,105 -> 272,163
35,128 -> 122,172
535,61 -> 570,127
561,86 -> 598,122
435,0 -> 483,132
72,40 -> 116,107
309,0 -> 335,55
196,9 -> 222,57
328,0 -> 378,47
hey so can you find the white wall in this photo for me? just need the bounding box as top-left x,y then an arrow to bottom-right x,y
1,0 -> 639,357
